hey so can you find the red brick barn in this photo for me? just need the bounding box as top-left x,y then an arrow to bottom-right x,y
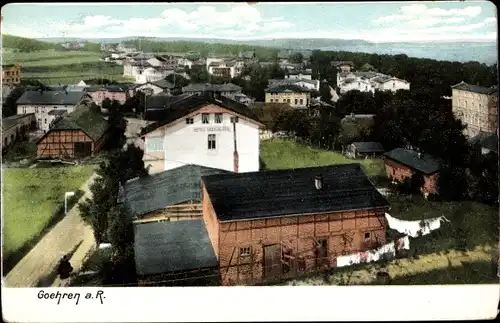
201,163 -> 390,285
383,148 -> 442,196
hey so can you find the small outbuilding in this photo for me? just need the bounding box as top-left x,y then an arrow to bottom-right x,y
134,219 -> 219,286
345,142 -> 384,159
36,106 -> 108,159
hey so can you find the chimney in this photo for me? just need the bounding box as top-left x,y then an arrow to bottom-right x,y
233,121 -> 239,173
314,175 -> 323,190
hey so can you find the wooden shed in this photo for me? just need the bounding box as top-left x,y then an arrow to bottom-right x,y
201,163 -> 390,286
36,106 -> 108,159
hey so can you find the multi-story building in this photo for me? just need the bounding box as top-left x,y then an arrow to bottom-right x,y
86,85 -> 132,106
451,81 -> 498,138
265,84 -> 311,109
16,89 -> 92,132
2,64 -> 21,86
139,92 -> 263,174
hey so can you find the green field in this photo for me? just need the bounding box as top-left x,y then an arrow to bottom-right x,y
260,139 -> 385,179
3,50 -> 131,84
2,165 -> 96,258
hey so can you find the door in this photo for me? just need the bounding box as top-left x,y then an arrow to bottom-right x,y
263,244 -> 282,281
74,142 -> 92,158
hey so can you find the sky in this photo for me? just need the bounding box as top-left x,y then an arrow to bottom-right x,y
1,1 -> 497,43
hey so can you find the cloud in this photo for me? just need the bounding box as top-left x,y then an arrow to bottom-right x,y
373,4 -> 482,25
484,17 -> 497,24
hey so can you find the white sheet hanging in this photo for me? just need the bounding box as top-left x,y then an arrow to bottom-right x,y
336,253 -> 361,267
385,213 -> 450,238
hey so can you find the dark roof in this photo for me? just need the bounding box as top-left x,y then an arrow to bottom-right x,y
134,219 -> 218,276
451,82 -> 498,95
265,84 -> 311,93
47,109 -> 68,116
469,131 -> 498,152
202,164 -> 389,222
106,85 -> 129,93
49,106 -> 108,142
144,93 -> 192,110
16,89 -> 87,105
350,142 -> 384,153
141,93 -> 263,134
122,165 -> 232,218
2,113 -> 35,131
182,83 -> 241,93
151,79 -> 175,89
384,148 -> 442,175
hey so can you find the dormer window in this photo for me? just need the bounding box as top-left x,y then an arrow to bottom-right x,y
215,113 -> 223,123
202,113 -> 210,124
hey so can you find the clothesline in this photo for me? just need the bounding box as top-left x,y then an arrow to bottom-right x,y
385,213 -> 451,238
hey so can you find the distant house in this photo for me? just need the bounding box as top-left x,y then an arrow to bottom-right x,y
147,55 -> 178,70
286,70 -> 313,81
201,163 -> 390,285
268,78 -> 320,92
2,64 -> 21,86
139,92 -> 263,174
182,83 -> 242,96
36,107 -> 109,159
451,81 -> 498,138
337,72 -> 410,95
265,84 -> 311,108
345,142 -> 384,159
135,79 -> 175,96
119,164 -> 232,223
239,51 -> 256,60
2,113 -> 36,154
116,43 -> 137,54
469,131 -> 498,155
16,89 -> 92,132
331,61 -> 354,73
134,219 -> 220,286
383,148 -> 443,197
86,85 -> 131,106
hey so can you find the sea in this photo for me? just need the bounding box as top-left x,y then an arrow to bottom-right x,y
321,42 -> 498,65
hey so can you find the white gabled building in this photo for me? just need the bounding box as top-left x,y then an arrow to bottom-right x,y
337,71 -> 410,94
139,93 -> 263,174
371,76 -> 411,92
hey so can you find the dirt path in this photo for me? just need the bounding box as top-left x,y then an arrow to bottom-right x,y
4,173 -> 98,288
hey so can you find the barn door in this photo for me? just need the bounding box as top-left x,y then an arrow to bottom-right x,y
74,142 -> 92,158
263,244 -> 282,281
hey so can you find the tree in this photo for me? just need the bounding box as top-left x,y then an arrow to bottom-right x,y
107,205 -> 134,264
2,87 -> 25,117
166,73 -> 189,88
102,98 -> 112,111
319,82 -> 333,104
188,65 -> 210,83
89,102 -> 101,114
335,90 -> 376,116
289,52 -> 304,64
104,100 -> 127,151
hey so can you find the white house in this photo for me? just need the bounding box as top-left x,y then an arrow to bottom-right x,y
16,89 -> 92,132
339,77 -> 376,94
337,71 -> 410,95
371,76 -> 411,92
139,93 -> 263,174
286,71 -> 312,81
177,57 -> 194,69
135,79 -> 175,96
134,67 -> 169,84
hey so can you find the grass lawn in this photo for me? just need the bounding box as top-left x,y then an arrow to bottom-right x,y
260,139 -> 385,179
3,50 -> 129,84
2,165 -> 96,259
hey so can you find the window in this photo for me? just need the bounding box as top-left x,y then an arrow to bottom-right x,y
44,119 -> 47,124
283,99 -> 286,103
146,136 -> 164,152
393,82 -> 395,88
239,246 -> 251,257
300,99 -> 304,105
295,99 -> 298,104
185,117 -> 194,124
202,113 -> 210,124
230,116 -> 239,123
287,99 -> 291,103
364,232 -> 371,240
215,113 -> 223,124
208,134 -> 216,150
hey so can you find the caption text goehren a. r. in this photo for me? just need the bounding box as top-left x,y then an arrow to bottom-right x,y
38,290 -> 105,305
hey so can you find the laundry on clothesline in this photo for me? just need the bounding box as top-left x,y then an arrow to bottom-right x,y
396,236 -> 410,250
385,213 -> 451,238
336,239 -> 401,268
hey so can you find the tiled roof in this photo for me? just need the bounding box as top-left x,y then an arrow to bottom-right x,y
353,71 -> 380,79
134,219 -> 218,276
151,79 -> 175,89
202,164 -> 390,222
16,89 -> 87,105
384,148 -> 442,175
350,142 -> 385,153
50,106 -> 108,142
141,93 -> 262,133
451,82 -> 498,95
265,84 -> 311,93
122,164 -> 232,218
2,113 -> 35,131
332,61 -> 354,67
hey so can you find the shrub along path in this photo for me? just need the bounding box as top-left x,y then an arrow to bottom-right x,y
4,173 -> 98,288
